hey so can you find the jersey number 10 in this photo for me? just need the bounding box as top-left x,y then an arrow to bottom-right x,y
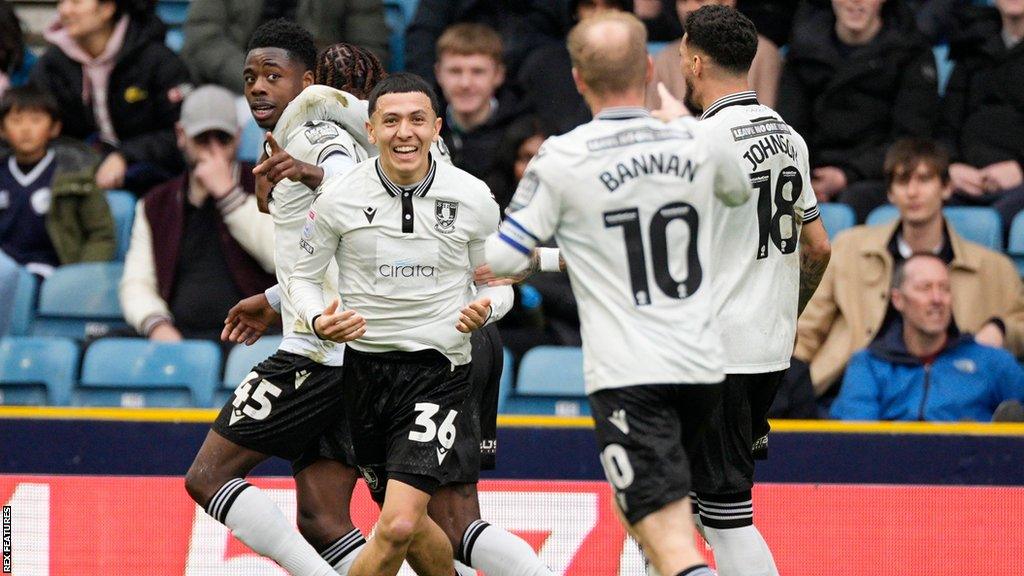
752,166 -> 803,260
604,202 -> 702,307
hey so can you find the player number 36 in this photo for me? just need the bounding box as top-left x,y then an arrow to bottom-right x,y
409,402 -> 458,450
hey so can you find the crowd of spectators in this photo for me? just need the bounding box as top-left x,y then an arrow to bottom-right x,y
1,0 -> 1023,420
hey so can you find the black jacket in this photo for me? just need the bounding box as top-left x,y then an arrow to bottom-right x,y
776,5 -> 938,183
441,88 -> 527,181
940,7 -> 1024,168
31,15 -> 189,175
404,0 -> 565,87
516,43 -> 590,136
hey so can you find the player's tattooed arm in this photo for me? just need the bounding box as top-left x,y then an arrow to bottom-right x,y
797,219 -> 831,316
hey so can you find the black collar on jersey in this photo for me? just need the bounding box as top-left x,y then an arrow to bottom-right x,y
699,91 -> 759,120
595,107 -> 651,121
375,154 -> 437,199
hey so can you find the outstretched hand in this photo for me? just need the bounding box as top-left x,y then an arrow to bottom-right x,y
222,293 -> 280,345
313,299 -> 367,343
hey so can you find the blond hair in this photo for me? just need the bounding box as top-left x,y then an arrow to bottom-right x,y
436,23 -> 504,63
567,11 -> 648,96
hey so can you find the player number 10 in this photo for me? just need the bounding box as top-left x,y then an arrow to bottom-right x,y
603,202 -> 702,307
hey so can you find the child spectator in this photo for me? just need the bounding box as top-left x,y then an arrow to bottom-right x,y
31,0 -> 191,193
0,85 -> 115,277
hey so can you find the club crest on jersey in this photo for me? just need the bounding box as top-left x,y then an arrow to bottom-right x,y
303,121 -> 339,145
434,200 -> 458,233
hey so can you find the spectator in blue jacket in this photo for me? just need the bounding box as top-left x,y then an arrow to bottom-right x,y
832,253 -> 1024,422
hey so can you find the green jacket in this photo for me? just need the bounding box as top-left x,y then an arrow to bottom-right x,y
182,0 -> 390,94
47,141 -> 116,264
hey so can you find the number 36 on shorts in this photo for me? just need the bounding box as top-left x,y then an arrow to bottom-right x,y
408,402 -> 459,452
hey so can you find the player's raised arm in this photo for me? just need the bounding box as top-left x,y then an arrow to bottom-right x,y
286,191 -> 346,338
466,201 -> 514,328
485,161 -> 561,276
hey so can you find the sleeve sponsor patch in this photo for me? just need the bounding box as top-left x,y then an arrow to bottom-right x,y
507,171 -> 540,212
304,122 -> 341,145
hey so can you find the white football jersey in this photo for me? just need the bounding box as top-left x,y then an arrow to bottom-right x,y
494,108 -> 750,393
269,119 -> 369,365
289,156 -> 501,366
699,92 -> 820,373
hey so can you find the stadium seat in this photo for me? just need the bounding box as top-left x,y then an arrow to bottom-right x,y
0,253 -> 36,337
934,45 -> 954,96
818,203 -> 856,240
106,190 -> 136,260
238,116 -> 264,163
77,338 -> 222,407
497,347 -> 514,413
864,204 -> 900,227
944,206 -> 1003,251
1008,211 -> 1024,276
32,262 -> 128,340
865,205 -> 1003,251
507,346 -> 589,416
0,336 -> 78,406
647,42 -> 668,56
156,0 -> 189,52
217,336 -> 283,405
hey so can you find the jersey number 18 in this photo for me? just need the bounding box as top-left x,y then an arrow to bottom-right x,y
752,166 -> 803,260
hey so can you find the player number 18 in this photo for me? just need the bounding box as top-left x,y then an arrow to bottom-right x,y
752,166 -> 803,260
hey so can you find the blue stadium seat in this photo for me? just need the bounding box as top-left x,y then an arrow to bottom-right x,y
217,336 -> 283,405
864,204 -> 900,227
0,336 -> 78,406
934,45 -> 954,96
384,0 -> 408,71
647,42 -> 668,56
944,206 -> 1003,251
1008,211 -> 1024,276
157,0 -> 189,52
106,190 -> 136,260
0,253 -> 36,336
77,338 -> 221,407
818,203 -> 856,240
865,205 -> 1003,251
238,116 -> 264,163
507,346 -> 589,415
497,347 -> 514,413
32,263 -> 128,340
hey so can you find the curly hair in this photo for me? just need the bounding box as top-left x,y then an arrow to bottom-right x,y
683,4 -> 757,74
247,18 -> 317,72
314,43 -> 387,100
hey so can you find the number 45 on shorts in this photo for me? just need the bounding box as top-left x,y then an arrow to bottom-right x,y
409,402 -> 458,464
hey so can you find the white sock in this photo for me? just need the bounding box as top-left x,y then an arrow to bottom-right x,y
209,479 -> 336,576
702,525 -> 778,576
320,528 -> 366,575
455,560 -> 477,576
460,520 -> 554,576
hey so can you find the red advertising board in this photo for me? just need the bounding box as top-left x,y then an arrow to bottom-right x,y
2,476 -> 1022,575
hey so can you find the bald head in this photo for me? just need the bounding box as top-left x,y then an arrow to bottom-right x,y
568,11 -> 649,98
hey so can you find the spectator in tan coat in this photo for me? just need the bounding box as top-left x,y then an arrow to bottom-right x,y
791,139 -> 1024,406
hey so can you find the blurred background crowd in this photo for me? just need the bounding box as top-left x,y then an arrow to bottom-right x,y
1,0 -> 1022,422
